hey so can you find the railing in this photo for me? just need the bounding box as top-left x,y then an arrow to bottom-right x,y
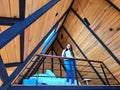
12,54 -> 120,86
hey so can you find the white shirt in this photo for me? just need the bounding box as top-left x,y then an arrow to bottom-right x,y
62,49 -> 73,58
62,49 -> 79,59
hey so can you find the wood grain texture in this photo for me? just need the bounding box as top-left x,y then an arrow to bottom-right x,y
0,0 -> 10,17
1,0 -> 120,85
24,0 -> 73,59
0,0 -> 19,17
54,0 -> 120,85
10,0 -> 19,18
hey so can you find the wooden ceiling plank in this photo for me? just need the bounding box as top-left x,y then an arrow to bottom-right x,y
10,0 -> 19,18
0,0 -> 10,17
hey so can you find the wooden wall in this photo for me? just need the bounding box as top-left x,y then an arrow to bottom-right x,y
54,0 -> 120,85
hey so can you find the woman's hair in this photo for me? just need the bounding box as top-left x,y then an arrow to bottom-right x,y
65,43 -> 75,57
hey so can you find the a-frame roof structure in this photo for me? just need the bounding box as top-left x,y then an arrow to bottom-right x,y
0,0 -> 120,90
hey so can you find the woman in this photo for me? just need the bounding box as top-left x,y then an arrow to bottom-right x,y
62,43 -> 77,84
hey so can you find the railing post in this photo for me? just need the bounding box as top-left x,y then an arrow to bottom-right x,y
51,47 -> 54,72
101,63 -> 110,85
75,66 -> 79,86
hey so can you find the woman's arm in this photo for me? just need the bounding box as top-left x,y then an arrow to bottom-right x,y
61,49 -> 65,57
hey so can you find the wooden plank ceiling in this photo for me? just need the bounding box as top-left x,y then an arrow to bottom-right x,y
0,0 -> 120,86
54,0 -> 120,85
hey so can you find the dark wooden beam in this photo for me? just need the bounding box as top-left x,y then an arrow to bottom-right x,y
19,0 -> 26,20
106,0 -> 120,12
11,85 -> 120,90
0,17 -> 21,25
19,0 -> 26,63
5,62 -> 21,67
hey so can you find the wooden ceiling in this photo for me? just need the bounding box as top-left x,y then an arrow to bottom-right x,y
54,0 -> 120,85
0,0 -> 120,86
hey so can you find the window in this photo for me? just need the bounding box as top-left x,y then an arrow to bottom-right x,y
42,24 -> 58,53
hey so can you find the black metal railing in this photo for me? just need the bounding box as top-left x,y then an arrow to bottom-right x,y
12,54 -> 120,86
